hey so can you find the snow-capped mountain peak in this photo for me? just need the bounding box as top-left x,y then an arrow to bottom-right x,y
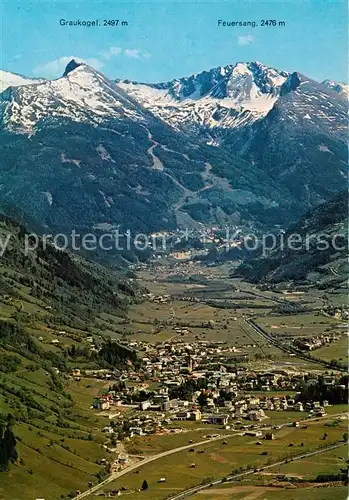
117,61 -> 290,137
152,60 -> 289,101
0,60 -> 147,131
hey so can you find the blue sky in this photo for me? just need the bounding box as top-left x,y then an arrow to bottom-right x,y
2,0 -> 348,83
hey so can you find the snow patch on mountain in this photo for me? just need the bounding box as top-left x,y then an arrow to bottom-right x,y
44,191 -> 53,206
0,70 -> 45,93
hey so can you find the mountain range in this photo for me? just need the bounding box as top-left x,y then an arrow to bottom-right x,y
118,62 -> 348,209
0,59 -> 347,246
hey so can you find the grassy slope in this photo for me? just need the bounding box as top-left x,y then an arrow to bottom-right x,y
0,215 -> 139,499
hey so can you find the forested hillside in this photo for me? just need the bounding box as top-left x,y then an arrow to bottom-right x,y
235,190 -> 348,285
0,214 -> 140,499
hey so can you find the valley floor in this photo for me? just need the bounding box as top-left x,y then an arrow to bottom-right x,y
1,258 -> 348,500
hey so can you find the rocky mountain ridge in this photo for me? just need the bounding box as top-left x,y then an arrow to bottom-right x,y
0,59 -> 347,247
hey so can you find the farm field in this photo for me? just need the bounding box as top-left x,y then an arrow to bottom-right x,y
255,314 -> 340,338
315,336 -> 348,363
254,314 -> 348,366
124,404 -> 348,456
113,266 -> 345,374
191,484 -> 348,500
125,427 -> 226,456
120,299 -> 280,352
95,417 -> 348,500
266,444 -> 348,478
193,445 -> 349,500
